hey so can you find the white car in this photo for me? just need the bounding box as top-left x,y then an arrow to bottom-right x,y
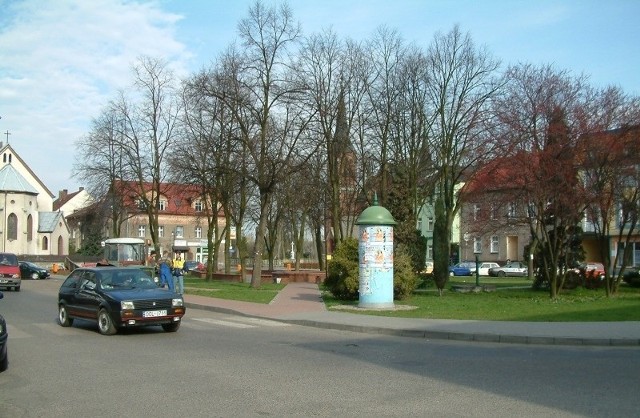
477,262 -> 500,276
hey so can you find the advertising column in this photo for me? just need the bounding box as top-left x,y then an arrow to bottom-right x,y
356,194 -> 396,309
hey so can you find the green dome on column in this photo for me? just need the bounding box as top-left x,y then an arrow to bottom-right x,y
356,193 -> 396,226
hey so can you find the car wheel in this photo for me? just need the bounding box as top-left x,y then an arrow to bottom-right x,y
58,304 -> 74,327
97,309 -> 117,335
30,272 -> 39,280
0,350 -> 7,372
498,271 -> 506,277
162,322 -> 180,333
15,286 -> 20,292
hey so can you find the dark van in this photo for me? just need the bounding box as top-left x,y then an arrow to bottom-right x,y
0,253 -> 21,291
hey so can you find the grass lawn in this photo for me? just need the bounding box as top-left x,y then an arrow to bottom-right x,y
184,277 -> 285,304
183,275 -> 640,322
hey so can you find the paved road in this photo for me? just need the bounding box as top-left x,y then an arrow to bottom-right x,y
1,279 -> 639,417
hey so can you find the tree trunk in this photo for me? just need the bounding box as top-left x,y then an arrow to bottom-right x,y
251,192 -> 271,288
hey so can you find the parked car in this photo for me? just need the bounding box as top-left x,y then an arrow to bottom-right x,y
489,261 -> 528,277
57,267 -> 186,335
477,262 -> 500,276
0,253 -> 20,291
19,261 -> 51,280
576,262 -> 605,289
449,262 -> 473,276
184,260 -> 204,272
0,291 -> 7,372
622,267 -> 640,287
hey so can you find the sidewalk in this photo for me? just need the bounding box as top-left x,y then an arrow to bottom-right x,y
184,282 -> 640,347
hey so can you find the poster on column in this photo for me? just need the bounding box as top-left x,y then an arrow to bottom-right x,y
359,226 -> 394,269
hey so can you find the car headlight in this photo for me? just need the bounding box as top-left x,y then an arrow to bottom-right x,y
172,298 -> 184,307
121,301 -> 135,310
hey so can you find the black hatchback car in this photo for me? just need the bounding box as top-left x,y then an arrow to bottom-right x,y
19,261 -> 51,280
57,267 -> 185,335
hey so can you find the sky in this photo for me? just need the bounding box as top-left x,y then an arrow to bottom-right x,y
0,0 -> 638,197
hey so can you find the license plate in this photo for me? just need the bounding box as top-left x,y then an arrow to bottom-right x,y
143,310 -> 167,318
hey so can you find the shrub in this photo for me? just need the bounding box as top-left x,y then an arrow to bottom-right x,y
325,237 -> 359,300
325,238 -> 419,301
393,244 -> 418,300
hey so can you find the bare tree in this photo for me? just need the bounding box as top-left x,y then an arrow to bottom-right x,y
492,63 -> 594,298
207,1 -> 317,287
425,25 -> 502,294
73,106 -> 130,238
579,89 -> 640,295
111,56 -> 182,255
171,73 -> 241,278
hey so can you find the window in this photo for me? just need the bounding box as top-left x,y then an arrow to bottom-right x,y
27,215 -> 33,241
507,202 -> 517,218
527,202 -> 537,218
7,213 -> 17,241
195,227 -> 202,239
137,199 -> 146,210
175,226 -> 184,238
490,235 -> 499,253
417,219 -> 422,231
473,237 -> 482,253
194,201 -> 203,212
42,236 -> 49,250
138,225 -> 146,238
427,244 -> 433,260
158,226 -> 164,238
473,204 -> 480,221
427,217 -> 434,231
159,199 -> 167,211
490,204 -> 497,220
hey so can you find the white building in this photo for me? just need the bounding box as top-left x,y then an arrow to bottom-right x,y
0,143 -> 69,255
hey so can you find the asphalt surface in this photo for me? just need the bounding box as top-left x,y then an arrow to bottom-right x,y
184,282 -> 640,347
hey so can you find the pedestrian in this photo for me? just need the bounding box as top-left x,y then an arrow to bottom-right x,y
147,250 -> 157,267
173,253 -> 185,294
159,250 -> 175,291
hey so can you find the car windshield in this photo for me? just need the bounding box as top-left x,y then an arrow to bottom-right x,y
100,270 -> 158,290
0,254 -> 18,266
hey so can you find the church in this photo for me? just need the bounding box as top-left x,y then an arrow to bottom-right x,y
0,142 -> 70,256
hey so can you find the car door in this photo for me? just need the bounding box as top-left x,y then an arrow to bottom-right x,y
75,271 -> 101,320
59,270 -> 84,316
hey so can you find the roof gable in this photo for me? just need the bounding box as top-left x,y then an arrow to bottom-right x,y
0,163 -> 39,194
0,143 -> 54,198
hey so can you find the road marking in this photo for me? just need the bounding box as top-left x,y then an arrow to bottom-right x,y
34,322 -> 79,336
235,317 -> 290,327
191,317 -> 255,328
6,324 -> 31,339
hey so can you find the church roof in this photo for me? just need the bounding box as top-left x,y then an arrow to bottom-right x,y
0,163 -> 39,194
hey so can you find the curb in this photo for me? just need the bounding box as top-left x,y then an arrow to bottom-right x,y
185,302 -> 640,347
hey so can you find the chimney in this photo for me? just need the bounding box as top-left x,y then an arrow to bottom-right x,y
79,187 -> 84,192
59,189 -> 68,199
